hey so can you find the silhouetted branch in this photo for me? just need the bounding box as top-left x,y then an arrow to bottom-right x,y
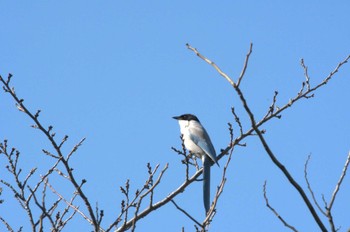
27,158 -> 62,204
171,200 -> 202,228
171,134 -> 195,180
186,43 -> 350,232
304,155 -> 326,216
326,151 -> 350,232
236,43 -> 253,87
28,179 -> 60,231
263,181 -> 298,232
0,74 -> 99,231
46,180 -> 86,227
186,43 -> 235,86
262,91 -> 281,120
1,41 -> 349,232
202,123 -> 235,229
236,86 -> 327,232
328,151 -> 350,212
231,107 -> 243,136
0,141 -> 37,230
106,163 -> 168,232
0,216 -> 15,232
300,59 -> 311,91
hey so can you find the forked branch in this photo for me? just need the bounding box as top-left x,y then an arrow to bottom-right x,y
187,43 -> 349,232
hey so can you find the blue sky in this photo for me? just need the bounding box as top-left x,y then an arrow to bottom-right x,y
1,1 -> 350,231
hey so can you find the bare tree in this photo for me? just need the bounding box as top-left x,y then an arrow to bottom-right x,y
1,44 -> 349,231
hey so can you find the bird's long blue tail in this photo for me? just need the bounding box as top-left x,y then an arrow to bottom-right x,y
203,155 -> 211,215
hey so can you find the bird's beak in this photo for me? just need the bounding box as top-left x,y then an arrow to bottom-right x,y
172,116 -> 180,120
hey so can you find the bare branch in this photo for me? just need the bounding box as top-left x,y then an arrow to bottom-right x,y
186,43 -> 235,86
66,137 -> 86,161
171,200 -> 202,228
116,163 -> 168,232
130,163 -> 161,231
171,134 -> 194,180
0,216 -> 15,232
326,151 -> 350,232
0,142 -> 37,230
304,155 -> 326,216
42,149 -> 59,159
58,135 -> 69,149
263,181 -> 298,232
203,122 -> 235,229
186,44 -> 347,232
0,75 -> 99,231
231,107 -> 243,136
28,182 -> 57,231
240,92 -> 327,232
22,168 -> 37,192
104,163 -> 169,232
328,151 -> 350,211
46,181 -> 93,226
1,43 -> 349,232
262,91 -> 281,120
27,158 -> 62,203
300,59 -> 311,91
236,43 -> 253,87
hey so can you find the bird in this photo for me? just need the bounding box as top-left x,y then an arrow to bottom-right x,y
173,114 -> 219,215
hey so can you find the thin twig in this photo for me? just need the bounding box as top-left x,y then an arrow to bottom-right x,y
202,123 -> 235,228
262,91 -> 281,120
28,184 -> 57,231
186,44 -> 345,232
263,181 -> 298,232
124,164 -> 168,231
46,181 -> 94,226
304,155 -> 326,216
186,44 -> 235,86
241,94 -> 327,232
114,163 -> 199,232
300,59 -> 311,91
231,107 -> 243,135
171,200 -> 202,228
27,157 -> 62,203
236,43 -> 253,87
0,142 -> 37,230
0,216 -> 15,232
66,138 -> 86,161
328,151 -> 350,210
326,151 -> 350,232
0,75 -> 99,231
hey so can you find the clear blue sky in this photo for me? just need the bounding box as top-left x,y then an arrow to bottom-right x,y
1,1 -> 350,231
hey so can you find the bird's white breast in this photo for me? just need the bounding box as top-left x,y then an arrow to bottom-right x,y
178,120 -> 205,158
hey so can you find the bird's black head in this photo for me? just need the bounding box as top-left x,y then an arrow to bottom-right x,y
172,114 -> 200,122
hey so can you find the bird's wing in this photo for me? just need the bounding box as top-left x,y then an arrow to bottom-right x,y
189,126 -> 219,166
